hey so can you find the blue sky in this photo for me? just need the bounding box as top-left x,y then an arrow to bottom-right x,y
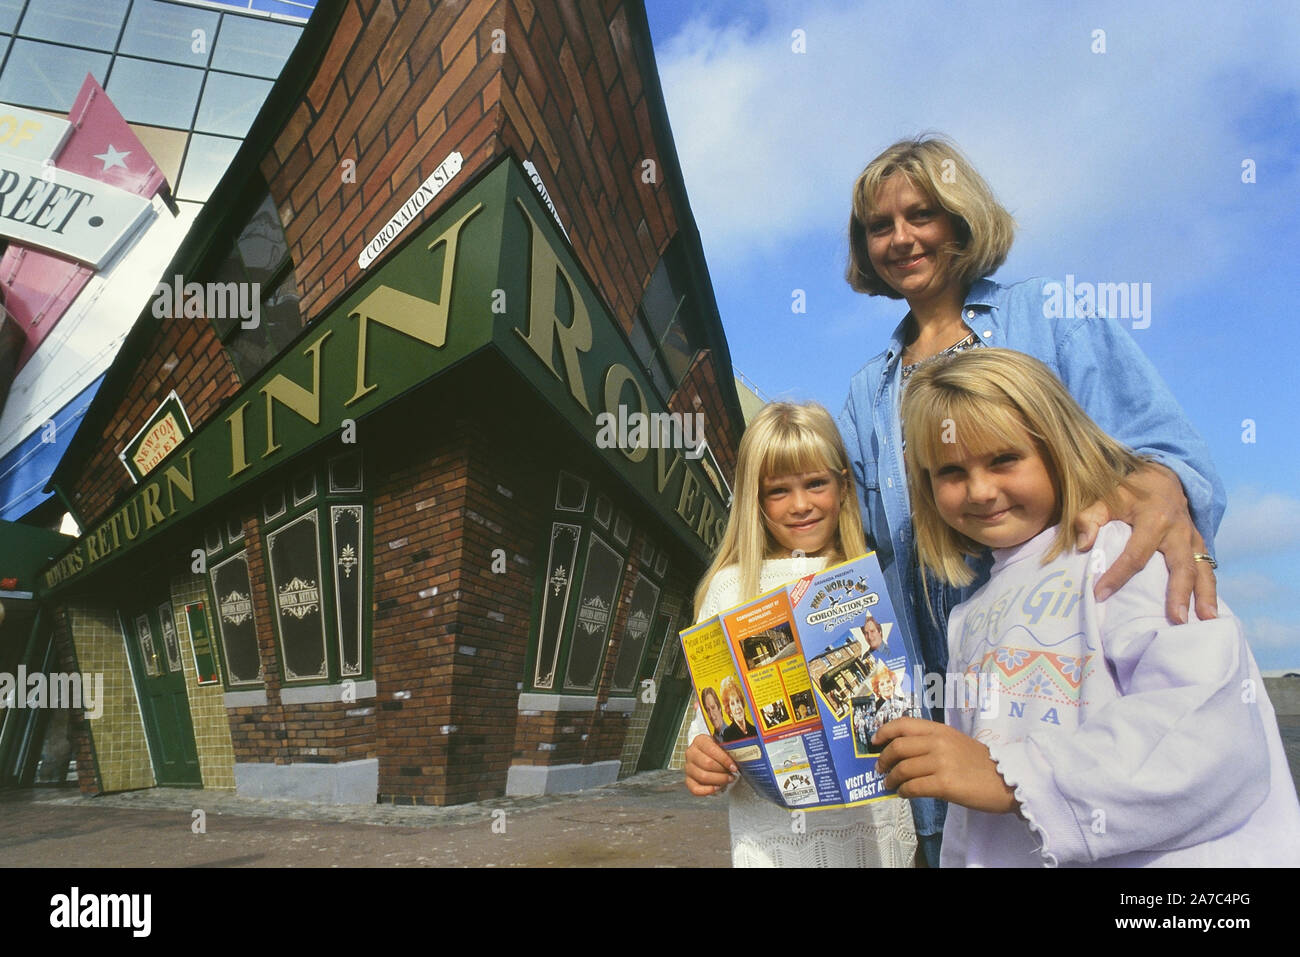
645,0 -> 1300,669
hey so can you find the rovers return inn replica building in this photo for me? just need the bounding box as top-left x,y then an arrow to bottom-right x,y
2,0 -> 747,804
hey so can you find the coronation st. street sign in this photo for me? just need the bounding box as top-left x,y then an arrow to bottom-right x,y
39,158 -> 728,594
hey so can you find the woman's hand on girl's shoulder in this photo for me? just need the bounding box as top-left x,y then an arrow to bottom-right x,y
685,734 -> 739,796
1073,462 -> 1218,624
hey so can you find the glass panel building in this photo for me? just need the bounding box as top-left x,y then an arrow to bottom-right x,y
0,0 -> 315,202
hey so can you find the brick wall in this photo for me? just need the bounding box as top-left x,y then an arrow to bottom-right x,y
498,0 -> 678,333
367,407 -> 470,803
262,0 -> 678,337
364,379 -> 549,804
263,0 -> 506,321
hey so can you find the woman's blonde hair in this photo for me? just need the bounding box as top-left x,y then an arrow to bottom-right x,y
847,134 -> 1016,298
900,349 -> 1146,586
693,402 -> 868,620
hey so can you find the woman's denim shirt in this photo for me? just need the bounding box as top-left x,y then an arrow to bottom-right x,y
840,277 -> 1226,835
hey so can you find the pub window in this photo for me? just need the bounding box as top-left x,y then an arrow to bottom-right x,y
204,524 -> 223,556
562,533 -> 624,691
329,505 -> 365,676
226,513 -> 245,544
263,489 -> 286,523
609,573 -> 661,694
628,241 -> 705,405
532,523 -> 582,689
209,550 -> 263,685
612,512 -> 632,547
201,458 -> 369,689
209,192 -> 304,383
133,614 -> 163,678
292,470 -> 317,506
329,452 -> 363,493
529,473 -> 648,694
158,602 -> 184,674
654,551 -> 669,579
555,471 -> 588,513
265,512 -> 329,681
260,458 -> 369,685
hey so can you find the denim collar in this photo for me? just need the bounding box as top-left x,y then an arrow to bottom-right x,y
881,277 -> 1002,370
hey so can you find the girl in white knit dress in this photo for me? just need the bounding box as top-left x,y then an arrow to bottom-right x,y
684,401 -> 918,867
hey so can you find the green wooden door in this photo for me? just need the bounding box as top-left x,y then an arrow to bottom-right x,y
638,614 -> 691,771
124,598 -> 202,786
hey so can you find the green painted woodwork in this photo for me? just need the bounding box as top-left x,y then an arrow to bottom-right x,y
39,156 -> 728,597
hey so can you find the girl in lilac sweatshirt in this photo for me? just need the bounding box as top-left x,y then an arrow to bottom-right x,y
875,348 -> 1300,866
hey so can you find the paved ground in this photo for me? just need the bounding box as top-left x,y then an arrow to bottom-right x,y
3,720 -> 1296,868
0,769 -> 730,867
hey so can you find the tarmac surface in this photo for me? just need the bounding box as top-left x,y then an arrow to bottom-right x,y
0,769 -> 730,867
2,717 -> 1296,868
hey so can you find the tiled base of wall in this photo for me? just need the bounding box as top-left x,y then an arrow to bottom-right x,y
66,603 -> 155,793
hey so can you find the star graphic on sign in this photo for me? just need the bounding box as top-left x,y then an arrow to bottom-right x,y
93,145 -> 131,171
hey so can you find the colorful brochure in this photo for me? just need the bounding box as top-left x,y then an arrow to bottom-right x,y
680,553 -> 922,810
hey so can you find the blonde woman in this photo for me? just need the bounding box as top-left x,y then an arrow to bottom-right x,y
840,134 -> 1225,865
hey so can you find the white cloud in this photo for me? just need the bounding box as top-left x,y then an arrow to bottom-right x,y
657,0 -> 1300,286
1215,490 -> 1300,560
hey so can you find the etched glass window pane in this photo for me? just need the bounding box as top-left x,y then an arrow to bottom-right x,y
158,602 -> 184,674
563,534 -> 623,691
330,506 -> 364,676
263,489 -> 286,523
611,575 -> 660,693
210,551 -> 261,684
265,512 -> 327,680
292,470 -> 316,505
533,523 -> 580,689
329,453 -> 363,492
555,471 -> 588,512
134,615 -> 162,677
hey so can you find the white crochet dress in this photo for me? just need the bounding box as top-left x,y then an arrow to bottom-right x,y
689,557 -> 918,868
